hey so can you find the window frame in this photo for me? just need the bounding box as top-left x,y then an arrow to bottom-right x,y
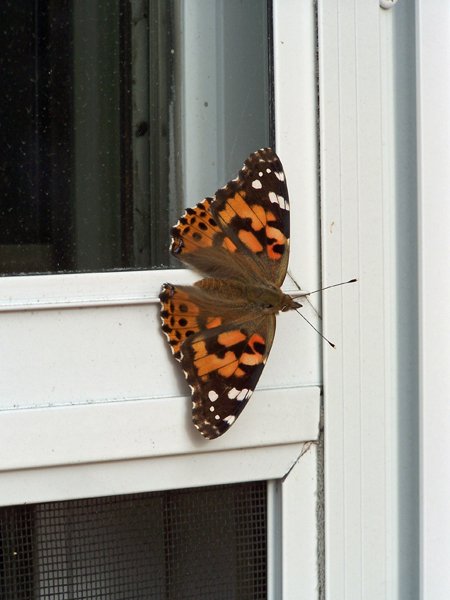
416,2 -> 450,598
319,1 -> 419,599
0,1 -> 320,598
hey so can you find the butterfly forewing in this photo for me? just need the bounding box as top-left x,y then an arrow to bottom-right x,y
213,148 -> 290,287
170,149 -> 290,286
160,148 -> 290,438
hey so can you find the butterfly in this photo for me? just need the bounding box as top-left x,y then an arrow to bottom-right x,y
160,148 -> 301,439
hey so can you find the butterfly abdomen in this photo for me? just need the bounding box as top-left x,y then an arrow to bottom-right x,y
193,277 -> 282,312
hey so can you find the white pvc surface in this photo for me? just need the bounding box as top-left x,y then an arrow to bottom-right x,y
417,3 -> 450,599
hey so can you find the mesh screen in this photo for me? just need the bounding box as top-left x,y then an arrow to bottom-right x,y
0,481 -> 267,599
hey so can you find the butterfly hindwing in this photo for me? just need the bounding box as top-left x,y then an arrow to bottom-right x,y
183,315 -> 276,439
159,282 -> 276,439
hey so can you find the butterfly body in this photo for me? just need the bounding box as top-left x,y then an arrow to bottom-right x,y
194,277 -> 300,314
160,148 -> 295,439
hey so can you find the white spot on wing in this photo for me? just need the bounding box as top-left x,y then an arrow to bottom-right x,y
252,179 -> 262,189
237,388 -> 249,401
258,171 -> 263,177
266,168 -> 271,173
223,415 -> 236,425
228,388 -> 240,399
268,191 -> 278,205
268,190 -> 290,211
209,406 -> 215,412
215,415 -> 220,420
275,171 -> 285,181
208,390 -> 218,402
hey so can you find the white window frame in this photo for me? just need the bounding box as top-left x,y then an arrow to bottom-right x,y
416,3 -> 450,599
319,1 -> 419,599
0,2 -> 320,598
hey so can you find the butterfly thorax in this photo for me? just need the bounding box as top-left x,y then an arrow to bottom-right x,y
195,277 -> 300,314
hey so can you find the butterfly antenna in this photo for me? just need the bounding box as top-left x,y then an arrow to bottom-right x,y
305,278 -> 357,295
295,308 -> 335,349
287,272 -> 321,319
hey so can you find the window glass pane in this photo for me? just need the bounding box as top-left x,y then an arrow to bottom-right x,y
0,0 -> 271,275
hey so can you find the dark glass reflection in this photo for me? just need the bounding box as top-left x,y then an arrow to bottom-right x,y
0,1 -> 270,275
0,1 -> 73,274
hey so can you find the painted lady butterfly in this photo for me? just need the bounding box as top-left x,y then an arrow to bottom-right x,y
160,148 -> 301,439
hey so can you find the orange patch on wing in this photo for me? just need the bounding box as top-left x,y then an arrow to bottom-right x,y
218,192 -> 248,224
265,226 -> 286,261
225,194 -> 267,233
218,201 -> 237,224
218,207 -> 234,224
241,352 -> 263,366
238,230 -> 263,253
229,193 -> 249,217
250,333 -> 265,348
241,333 -> 266,365
266,225 -> 285,244
192,340 -> 208,359
195,351 -> 238,377
206,316 -> 222,329
250,204 -> 266,230
217,330 -> 246,346
267,245 -> 284,260
222,237 -> 237,252
218,360 -> 240,377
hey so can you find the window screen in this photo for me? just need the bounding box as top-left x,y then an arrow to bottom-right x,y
0,0 -> 271,275
0,481 -> 267,599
